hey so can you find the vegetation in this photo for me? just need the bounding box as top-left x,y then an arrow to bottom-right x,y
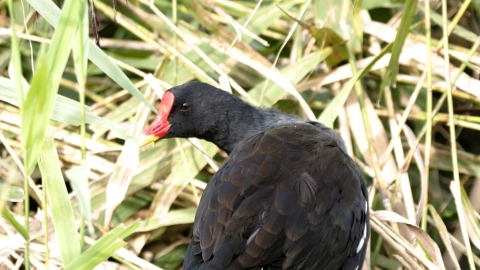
1,0 -> 479,269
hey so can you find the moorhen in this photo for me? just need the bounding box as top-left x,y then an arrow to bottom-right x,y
140,82 -> 369,270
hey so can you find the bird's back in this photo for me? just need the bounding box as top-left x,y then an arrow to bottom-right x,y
183,123 -> 369,270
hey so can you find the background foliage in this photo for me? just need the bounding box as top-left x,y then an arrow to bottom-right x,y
1,0 -> 480,269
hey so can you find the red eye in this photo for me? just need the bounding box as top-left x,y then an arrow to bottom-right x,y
181,103 -> 191,111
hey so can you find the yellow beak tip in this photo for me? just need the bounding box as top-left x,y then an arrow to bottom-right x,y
138,134 -> 160,147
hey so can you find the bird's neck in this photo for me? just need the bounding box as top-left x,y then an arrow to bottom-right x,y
201,104 -> 301,154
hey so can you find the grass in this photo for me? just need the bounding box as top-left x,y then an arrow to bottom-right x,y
1,0 -> 480,269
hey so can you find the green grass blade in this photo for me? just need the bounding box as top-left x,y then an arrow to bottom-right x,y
21,59 -> 48,175
26,0 -> 157,113
38,134 -> 81,264
0,77 -> 136,141
138,208 -> 196,232
6,0 -> 23,113
0,77 -> 89,125
428,205 -> 461,270
1,207 -> 29,240
104,86 -> 154,227
64,220 -> 142,270
248,50 -> 330,108
87,42 -> 157,113
380,0 -> 418,90
313,0 -> 362,67
419,5 -> 478,43
319,43 -> 392,127
72,0 -> 89,249
66,165 -> 92,223
21,0 -> 83,174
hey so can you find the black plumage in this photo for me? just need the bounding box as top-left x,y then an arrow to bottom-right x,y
141,82 -> 369,270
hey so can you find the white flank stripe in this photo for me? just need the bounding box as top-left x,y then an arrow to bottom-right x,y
247,227 -> 261,245
356,223 -> 367,253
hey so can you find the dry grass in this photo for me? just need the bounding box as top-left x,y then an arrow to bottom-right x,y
1,0 -> 480,269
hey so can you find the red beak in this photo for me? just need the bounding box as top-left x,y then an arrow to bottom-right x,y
139,91 -> 174,146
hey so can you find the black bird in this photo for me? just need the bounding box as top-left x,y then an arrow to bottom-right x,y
140,82 -> 369,270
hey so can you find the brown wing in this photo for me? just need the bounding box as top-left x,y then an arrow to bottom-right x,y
183,123 -> 369,270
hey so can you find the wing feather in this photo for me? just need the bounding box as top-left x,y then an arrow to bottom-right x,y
184,124 -> 369,270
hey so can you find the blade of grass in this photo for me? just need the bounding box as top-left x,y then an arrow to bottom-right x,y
460,187 -> 480,250
1,207 -> 29,240
104,86 -> 154,228
64,220 -> 142,270
95,0 -> 218,87
21,0 -> 82,174
319,43 -> 392,127
441,0 -> 475,267
380,0 -> 418,91
374,210 -> 446,269
249,49 -> 330,108
6,0 -> 23,113
211,42 -> 316,120
17,4 -> 85,263
418,3 -> 477,44
0,77 -> 136,141
72,0 -> 89,250
26,0 -> 157,113
137,208 -> 196,232
38,134 -> 81,265
262,1 -> 311,105
131,140 -> 217,251
421,0 -> 433,233
429,205 -> 461,270
66,165 -> 92,229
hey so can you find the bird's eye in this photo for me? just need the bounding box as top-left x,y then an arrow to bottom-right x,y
181,103 -> 191,111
